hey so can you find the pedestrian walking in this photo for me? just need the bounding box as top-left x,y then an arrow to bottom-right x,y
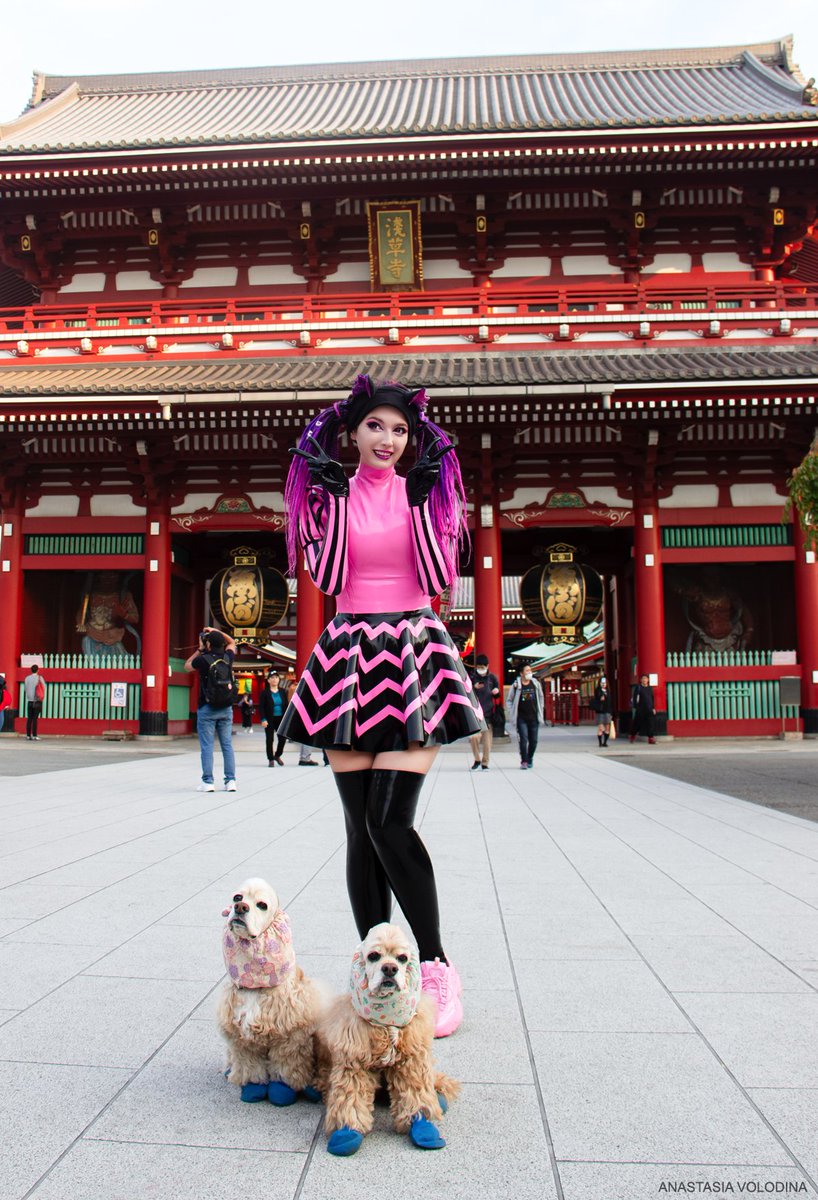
506,665 -> 545,769
298,744 -> 321,766
469,654 -> 500,770
259,671 -> 288,765
278,373 -> 482,1037
185,628 -> 239,791
593,674 -> 613,747
630,673 -> 657,744
24,665 -> 45,740
0,676 -> 12,733
239,694 -> 254,732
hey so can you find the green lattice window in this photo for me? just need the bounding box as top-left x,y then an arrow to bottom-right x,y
25,534 -> 144,555
662,526 -> 792,549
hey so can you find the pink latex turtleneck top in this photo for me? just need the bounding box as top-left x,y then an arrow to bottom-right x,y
336,463 -> 428,613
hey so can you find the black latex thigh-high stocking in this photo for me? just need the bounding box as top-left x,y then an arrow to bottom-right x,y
365,769 -> 445,963
332,769 -> 392,938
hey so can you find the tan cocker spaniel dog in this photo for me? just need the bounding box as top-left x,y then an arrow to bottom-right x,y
316,922 -> 459,1155
217,877 -> 326,1105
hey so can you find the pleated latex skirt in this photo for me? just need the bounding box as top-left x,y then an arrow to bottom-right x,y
278,607 -> 484,752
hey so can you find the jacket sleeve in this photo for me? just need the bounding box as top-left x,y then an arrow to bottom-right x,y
298,487 -> 349,596
409,501 -> 451,598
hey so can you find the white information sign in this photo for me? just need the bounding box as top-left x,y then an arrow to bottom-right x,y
110,682 -> 128,709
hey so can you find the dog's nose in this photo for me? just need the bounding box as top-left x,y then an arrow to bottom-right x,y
381,962 -> 398,978
235,902 -> 249,914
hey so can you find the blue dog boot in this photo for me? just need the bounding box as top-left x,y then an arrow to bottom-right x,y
302,1085 -> 321,1103
437,1091 -> 449,1114
267,1080 -> 298,1106
409,1112 -> 445,1149
240,1082 -> 269,1103
327,1126 -> 364,1156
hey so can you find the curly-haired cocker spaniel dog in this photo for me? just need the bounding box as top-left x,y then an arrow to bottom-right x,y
217,877 -> 327,1105
316,922 -> 459,1155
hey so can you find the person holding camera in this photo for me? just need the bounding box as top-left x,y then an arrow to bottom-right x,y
185,627 -> 239,792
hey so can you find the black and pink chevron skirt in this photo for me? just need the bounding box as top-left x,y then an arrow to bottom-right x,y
278,607 -> 484,752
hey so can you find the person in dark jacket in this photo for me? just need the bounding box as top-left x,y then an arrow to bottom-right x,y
506,665 -> 545,768
259,671 -> 288,766
239,694 -> 254,732
590,676 -> 609,748
469,654 -> 500,770
630,674 -> 657,744
593,674 -> 613,748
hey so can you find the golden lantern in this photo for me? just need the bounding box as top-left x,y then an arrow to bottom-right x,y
519,543 -> 602,645
209,547 -> 289,643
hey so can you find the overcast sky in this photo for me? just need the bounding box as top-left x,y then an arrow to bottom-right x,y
2,0 -> 817,122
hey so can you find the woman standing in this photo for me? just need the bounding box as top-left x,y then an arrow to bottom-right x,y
278,374 -> 483,1037
506,664 -> 545,769
593,674 -> 613,747
259,671 -> 288,766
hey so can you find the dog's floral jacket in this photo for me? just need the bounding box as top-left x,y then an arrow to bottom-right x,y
222,910 -> 296,988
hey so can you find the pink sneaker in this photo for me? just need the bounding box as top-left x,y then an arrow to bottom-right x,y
420,958 -> 463,1037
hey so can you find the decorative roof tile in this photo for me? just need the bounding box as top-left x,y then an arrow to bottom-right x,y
1,346 -> 816,397
2,39 -> 814,153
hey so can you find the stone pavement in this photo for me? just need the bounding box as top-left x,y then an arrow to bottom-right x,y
1,729 -> 817,1200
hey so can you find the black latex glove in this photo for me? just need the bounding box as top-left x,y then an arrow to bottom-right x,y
290,435 -> 349,498
405,435 -> 455,507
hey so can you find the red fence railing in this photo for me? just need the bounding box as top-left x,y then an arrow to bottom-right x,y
0,280 -> 815,336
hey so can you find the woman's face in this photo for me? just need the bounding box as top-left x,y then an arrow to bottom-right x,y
269,673 -> 280,688
521,668 -> 532,682
351,405 -> 410,470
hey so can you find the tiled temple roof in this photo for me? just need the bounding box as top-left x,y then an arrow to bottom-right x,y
1,346 -> 817,398
1,38 -> 815,153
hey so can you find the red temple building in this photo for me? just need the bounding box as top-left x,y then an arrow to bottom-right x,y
0,38 -> 817,738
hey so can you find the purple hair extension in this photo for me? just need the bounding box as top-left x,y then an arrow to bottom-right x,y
416,418 -> 470,585
284,403 -> 343,575
349,372 -> 374,400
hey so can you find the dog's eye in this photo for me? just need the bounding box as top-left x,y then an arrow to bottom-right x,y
366,951 -> 381,963
256,901 -> 268,911
396,954 -> 408,963
232,894 -> 243,903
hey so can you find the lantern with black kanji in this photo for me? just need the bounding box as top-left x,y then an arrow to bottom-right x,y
209,547 -> 289,643
519,543 -> 603,644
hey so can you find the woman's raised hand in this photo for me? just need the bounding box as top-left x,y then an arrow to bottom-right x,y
290,435 -> 349,497
405,435 -> 454,506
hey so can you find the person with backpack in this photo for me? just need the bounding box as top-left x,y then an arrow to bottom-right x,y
506,664 -> 545,769
185,627 -> 239,792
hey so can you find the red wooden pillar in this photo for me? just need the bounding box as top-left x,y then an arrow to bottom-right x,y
792,516 -> 818,734
0,487 -> 24,729
296,556 -> 324,675
473,495 -> 505,688
633,493 -> 667,733
139,499 -> 171,735
613,569 -> 637,727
